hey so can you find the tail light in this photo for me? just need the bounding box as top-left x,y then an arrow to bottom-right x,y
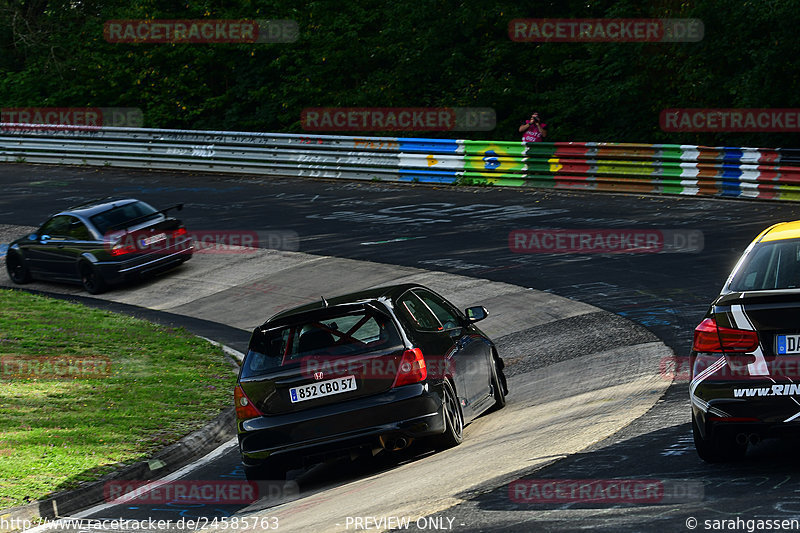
172,227 -> 189,248
110,240 -> 137,256
692,318 -> 759,353
234,385 -> 263,421
392,348 -> 427,387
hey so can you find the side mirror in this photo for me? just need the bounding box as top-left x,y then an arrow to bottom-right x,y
465,306 -> 488,323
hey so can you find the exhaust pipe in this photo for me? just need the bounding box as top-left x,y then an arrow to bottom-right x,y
379,435 -> 412,451
735,433 -> 748,446
748,433 -> 761,445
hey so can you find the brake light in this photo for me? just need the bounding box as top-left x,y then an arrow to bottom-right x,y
234,385 -> 262,421
173,227 -> 187,237
110,241 -> 137,256
392,348 -> 427,387
692,318 -> 759,353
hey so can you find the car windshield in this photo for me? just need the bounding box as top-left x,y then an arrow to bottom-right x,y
241,307 -> 404,378
729,239 -> 800,291
89,201 -> 161,234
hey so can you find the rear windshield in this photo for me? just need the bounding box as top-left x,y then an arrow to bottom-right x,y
729,239 -> 800,291
241,308 -> 403,378
90,201 -> 161,234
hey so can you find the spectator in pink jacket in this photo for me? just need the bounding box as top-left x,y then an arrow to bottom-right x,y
519,112 -> 547,142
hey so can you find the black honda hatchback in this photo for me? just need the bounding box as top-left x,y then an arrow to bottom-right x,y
235,284 -> 507,480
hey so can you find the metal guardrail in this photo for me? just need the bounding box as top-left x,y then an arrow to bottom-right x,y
3,123 -> 800,200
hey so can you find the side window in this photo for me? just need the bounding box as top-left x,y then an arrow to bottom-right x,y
39,215 -> 72,239
242,328 -> 288,377
397,291 -> 442,331
414,290 -> 461,330
66,217 -> 92,240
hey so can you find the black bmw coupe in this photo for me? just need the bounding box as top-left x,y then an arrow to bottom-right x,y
5,197 -> 193,294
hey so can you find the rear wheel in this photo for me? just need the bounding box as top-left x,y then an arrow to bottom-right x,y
6,252 -> 31,284
79,262 -> 107,294
433,380 -> 463,449
692,411 -> 747,462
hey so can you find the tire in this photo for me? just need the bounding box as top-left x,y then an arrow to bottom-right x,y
433,380 -> 464,450
6,252 -> 31,284
489,360 -> 507,412
79,262 -> 107,294
692,411 -> 747,462
244,460 -> 288,482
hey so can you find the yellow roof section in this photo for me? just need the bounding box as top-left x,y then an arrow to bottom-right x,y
760,221 -> 800,242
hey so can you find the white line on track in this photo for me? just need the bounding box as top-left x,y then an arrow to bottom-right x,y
23,438 -> 238,533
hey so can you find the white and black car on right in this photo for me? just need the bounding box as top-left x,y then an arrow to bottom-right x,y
691,220 -> 800,461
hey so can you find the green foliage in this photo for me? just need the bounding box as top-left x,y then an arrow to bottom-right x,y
1,0 -> 800,146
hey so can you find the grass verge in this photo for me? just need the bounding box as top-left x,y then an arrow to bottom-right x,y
0,289 -> 237,509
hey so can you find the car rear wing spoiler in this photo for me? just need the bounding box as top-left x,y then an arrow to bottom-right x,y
259,301 -> 393,332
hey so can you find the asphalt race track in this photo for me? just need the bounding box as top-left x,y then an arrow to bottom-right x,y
4,163 -> 800,532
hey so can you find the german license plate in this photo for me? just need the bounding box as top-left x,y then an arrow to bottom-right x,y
776,334 -> 800,355
140,233 -> 167,247
289,375 -> 356,403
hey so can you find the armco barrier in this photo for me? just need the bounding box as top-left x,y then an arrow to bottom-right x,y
3,123 -> 800,200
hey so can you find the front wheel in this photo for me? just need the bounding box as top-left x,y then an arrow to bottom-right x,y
6,252 -> 31,284
433,380 -> 464,450
79,262 -> 107,294
489,360 -> 507,412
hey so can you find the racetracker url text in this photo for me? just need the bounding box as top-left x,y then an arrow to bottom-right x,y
0,516 -> 280,531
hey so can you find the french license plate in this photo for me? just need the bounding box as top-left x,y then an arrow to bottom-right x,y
289,375 -> 356,404
776,334 -> 800,355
